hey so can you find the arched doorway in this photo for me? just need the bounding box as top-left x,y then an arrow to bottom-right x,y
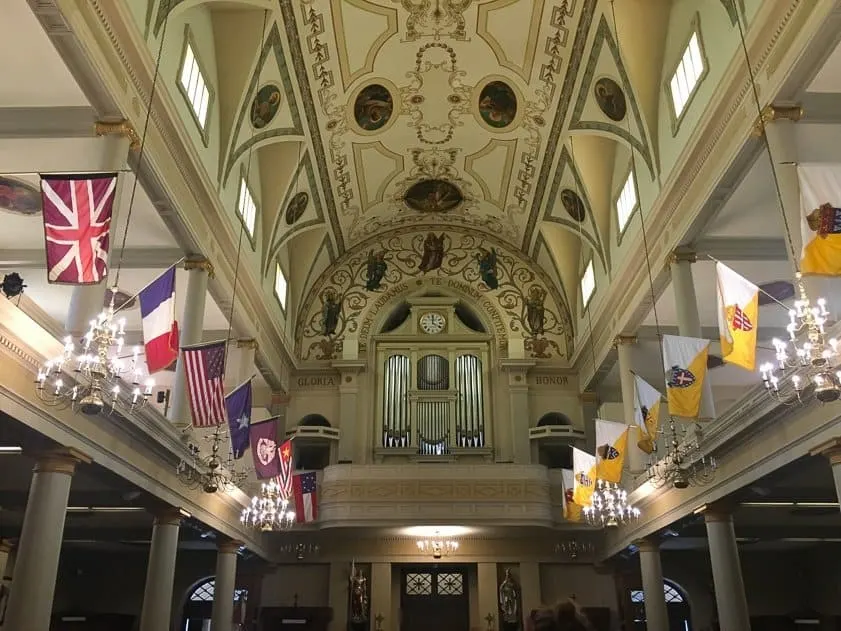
181,578 -> 249,631
629,579 -> 692,631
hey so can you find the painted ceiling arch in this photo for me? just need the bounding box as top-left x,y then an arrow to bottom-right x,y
294,227 -> 573,364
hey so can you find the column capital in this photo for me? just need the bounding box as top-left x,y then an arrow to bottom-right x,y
236,338 -> 259,351
699,501 -> 737,522
634,537 -> 660,552
94,119 -> 141,150
579,390 -> 600,405
151,506 -> 187,526
753,103 -> 804,136
667,249 -> 697,265
271,391 -> 291,406
613,335 -> 638,348
31,447 -> 91,475
810,438 -> 841,465
184,257 -> 215,278
218,539 -> 244,554
0,539 -> 15,554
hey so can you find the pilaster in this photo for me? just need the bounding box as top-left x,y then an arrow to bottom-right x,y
501,359 -> 536,464
333,360 -> 365,463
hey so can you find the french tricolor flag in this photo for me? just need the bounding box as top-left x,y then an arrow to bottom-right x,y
139,267 -> 179,374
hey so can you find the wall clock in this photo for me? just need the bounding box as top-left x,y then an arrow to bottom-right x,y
419,312 -> 446,334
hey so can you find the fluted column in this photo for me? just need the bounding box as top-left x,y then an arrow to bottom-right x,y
328,562 -> 348,631
636,538 -> 668,631
761,104 -> 804,267
669,250 -> 714,418
65,135 -> 131,336
615,335 -> 646,473
334,360 -> 365,463
501,360 -> 535,464
4,448 -> 89,631
370,562 -> 392,631
211,539 -> 242,630
138,507 -> 183,631
168,258 -> 213,429
518,562 -> 541,621
477,563 -> 498,631
704,508 -> 751,631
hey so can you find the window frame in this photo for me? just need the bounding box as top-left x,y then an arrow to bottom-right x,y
615,169 -> 638,239
666,13 -> 709,135
274,261 -> 288,312
236,165 -> 258,246
580,259 -> 596,310
176,25 -> 214,146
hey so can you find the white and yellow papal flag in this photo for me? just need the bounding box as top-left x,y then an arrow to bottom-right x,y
632,373 -> 661,454
662,334 -> 711,419
561,469 -> 582,523
799,164 -> 841,276
572,447 -> 597,507
594,419 -> 629,484
716,262 -> 759,371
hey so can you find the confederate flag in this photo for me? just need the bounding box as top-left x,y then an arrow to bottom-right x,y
40,173 -> 117,285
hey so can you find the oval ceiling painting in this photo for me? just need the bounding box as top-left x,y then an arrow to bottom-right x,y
478,81 -> 517,128
0,176 -> 41,215
560,189 -> 586,222
404,179 -> 463,213
285,191 -> 309,225
594,77 -> 627,122
250,84 -> 282,129
354,84 -> 393,131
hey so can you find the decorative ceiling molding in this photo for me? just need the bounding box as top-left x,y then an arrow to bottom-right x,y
221,21 -> 304,185
568,14 -> 655,178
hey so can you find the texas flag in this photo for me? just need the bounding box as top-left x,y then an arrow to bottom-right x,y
293,471 -> 318,523
138,267 -> 179,374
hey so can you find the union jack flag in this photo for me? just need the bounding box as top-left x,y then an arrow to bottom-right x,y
730,305 -> 753,332
40,173 -> 117,284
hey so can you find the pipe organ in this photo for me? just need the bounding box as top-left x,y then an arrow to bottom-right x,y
379,348 -> 488,455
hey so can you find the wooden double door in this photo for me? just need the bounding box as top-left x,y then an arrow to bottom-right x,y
400,566 -> 469,631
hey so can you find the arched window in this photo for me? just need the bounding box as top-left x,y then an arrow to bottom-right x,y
629,580 -> 691,631
182,578 -> 248,631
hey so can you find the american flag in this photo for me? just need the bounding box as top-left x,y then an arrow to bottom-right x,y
731,305 -> 753,332
40,173 -> 117,284
183,341 -> 227,428
277,439 -> 294,498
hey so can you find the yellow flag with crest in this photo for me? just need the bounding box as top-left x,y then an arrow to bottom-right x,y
662,335 -> 710,418
716,262 -> 759,371
594,419 -> 629,483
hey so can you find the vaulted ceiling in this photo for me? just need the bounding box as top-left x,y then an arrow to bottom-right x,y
141,0 -> 689,352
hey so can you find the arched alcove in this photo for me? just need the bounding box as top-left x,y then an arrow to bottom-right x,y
299,413 -> 332,427
181,577 -> 250,631
537,412 -> 573,426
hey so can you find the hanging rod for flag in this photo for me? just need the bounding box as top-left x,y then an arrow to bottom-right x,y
702,254 -> 792,311
0,168 -> 134,177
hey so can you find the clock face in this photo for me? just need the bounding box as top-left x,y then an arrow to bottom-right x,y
419,312 -> 446,334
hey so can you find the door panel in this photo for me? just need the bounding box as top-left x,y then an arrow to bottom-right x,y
400,568 -> 469,631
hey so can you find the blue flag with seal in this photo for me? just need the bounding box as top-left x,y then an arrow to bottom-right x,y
225,378 -> 252,459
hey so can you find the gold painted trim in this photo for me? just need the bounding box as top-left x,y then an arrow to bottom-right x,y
352,142 -> 404,211
752,104 -> 804,137
184,258 -> 215,278
95,119 -> 141,150
612,335 -> 637,347
464,139 -> 517,210
666,249 -> 697,265
346,78 -> 401,137
476,0 -> 544,83
237,338 -> 259,351
153,506 -> 186,526
32,447 -> 92,475
331,0 -> 398,91
471,74 -> 526,134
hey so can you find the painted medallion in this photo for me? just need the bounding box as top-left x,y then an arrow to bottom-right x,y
404,180 -> 463,213
560,189 -> 586,222
594,77 -> 627,122
285,191 -> 309,225
0,176 -> 41,215
250,84 -> 282,129
354,84 -> 393,131
478,81 -> 517,128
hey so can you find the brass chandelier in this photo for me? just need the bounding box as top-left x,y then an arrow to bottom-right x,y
240,477 -> 296,532
647,419 -> 716,489
176,427 -> 247,494
582,479 -> 641,528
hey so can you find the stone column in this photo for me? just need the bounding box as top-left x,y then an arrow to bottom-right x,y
0,539 -> 15,629
4,448 -> 89,631
477,563 -> 498,631
370,563 -> 392,631
813,439 -> 841,511
65,134 -> 132,336
328,562 -> 348,631
669,250 -> 714,418
761,105 -> 804,268
168,258 -> 213,429
333,360 -> 365,463
211,539 -> 242,631
704,508 -> 751,631
615,335 -> 647,473
580,391 -> 600,455
636,538 -> 668,631
138,507 -> 183,631
501,360 -> 535,464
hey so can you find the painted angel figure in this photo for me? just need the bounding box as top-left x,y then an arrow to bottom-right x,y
365,250 -> 388,291
419,232 -> 446,273
476,247 -> 500,290
321,289 -> 341,336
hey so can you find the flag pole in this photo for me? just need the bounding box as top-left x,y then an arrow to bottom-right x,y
110,258 -> 186,316
703,254 -> 791,311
